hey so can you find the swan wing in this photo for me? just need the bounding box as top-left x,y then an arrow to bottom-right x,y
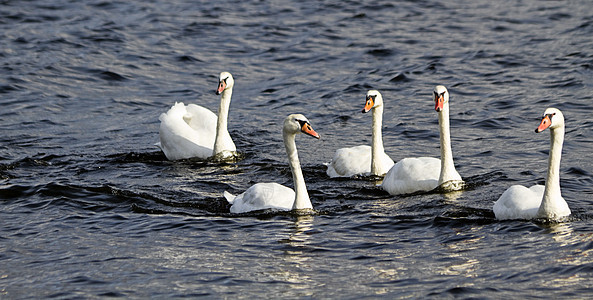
229,183 -> 296,213
184,104 -> 218,139
381,157 -> 440,195
493,184 -> 543,220
223,191 -> 237,204
158,102 -> 217,160
326,145 -> 372,178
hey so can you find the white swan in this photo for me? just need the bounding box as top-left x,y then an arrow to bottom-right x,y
157,72 -> 236,160
381,85 -> 463,195
224,114 -> 320,213
493,107 -> 571,221
326,90 -> 395,177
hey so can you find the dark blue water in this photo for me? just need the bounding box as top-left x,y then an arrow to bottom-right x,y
2,0 -> 593,298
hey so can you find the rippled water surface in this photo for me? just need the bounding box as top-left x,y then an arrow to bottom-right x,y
2,0 -> 593,298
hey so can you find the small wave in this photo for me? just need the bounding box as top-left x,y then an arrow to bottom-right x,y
544,77 -> 583,89
176,55 -> 202,62
389,72 -> 412,83
366,48 -> 395,57
0,84 -> 22,94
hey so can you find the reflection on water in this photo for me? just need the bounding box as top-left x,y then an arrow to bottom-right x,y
273,216 -> 315,294
546,222 -> 593,265
439,225 -> 483,278
286,215 -> 315,248
441,190 -> 464,203
439,258 -> 480,278
546,222 -> 575,245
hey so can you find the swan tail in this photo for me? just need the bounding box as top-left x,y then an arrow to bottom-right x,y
325,162 -> 341,178
223,191 -> 237,204
182,112 -> 192,124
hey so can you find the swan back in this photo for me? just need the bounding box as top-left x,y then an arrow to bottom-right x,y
381,157 -> 441,195
226,183 -> 296,213
158,102 -> 217,160
493,185 -> 545,220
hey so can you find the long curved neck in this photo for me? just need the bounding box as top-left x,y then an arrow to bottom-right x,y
283,132 -> 312,210
438,103 -> 459,184
213,88 -> 232,155
371,105 -> 385,175
538,126 -> 564,214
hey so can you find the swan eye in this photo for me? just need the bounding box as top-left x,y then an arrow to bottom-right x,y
433,91 -> 446,100
296,119 -> 307,127
540,114 -> 554,126
298,119 -> 312,127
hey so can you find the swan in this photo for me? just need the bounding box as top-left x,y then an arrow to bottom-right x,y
493,107 -> 571,221
326,90 -> 395,177
381,85 -> 463,195
157,72 -> 236,160
224,114 -> 320,213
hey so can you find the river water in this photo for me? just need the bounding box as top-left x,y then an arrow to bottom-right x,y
1,0 -> 593,298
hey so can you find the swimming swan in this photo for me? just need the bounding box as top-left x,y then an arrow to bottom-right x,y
157,72 -> 236,160
326,90 -> 394,177
493,107 -> 570,221
224,114 -> 320,213
381,85 -> 463,195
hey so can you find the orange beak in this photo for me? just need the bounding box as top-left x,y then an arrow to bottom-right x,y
362,97 -> 374,113
536,115 -> 552,133
434,95 -> 444,112
216,80 -> 226,95
301,122 -> 320,139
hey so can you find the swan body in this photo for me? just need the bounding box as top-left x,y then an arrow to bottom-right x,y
157,72 -> 236,160
381,85 -> 463,195
224,114 -> 320,213
326,90 -> 394,177
381,157 -> 441,195
224,183 -> 295,213
493,108 -> 571,221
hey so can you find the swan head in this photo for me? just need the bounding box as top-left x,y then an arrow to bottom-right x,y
433,85 -> 449,112
536,107 -> 564,133
284,114 -> 320,139
216,72 -> 234,95
362,90 -> 383,113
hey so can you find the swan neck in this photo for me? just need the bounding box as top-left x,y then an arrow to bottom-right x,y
213,89 -> 232,155
283,131 -> 312,210
438,103 -> 459,184
540,126 -> 564,212
371,105 -> 385,175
